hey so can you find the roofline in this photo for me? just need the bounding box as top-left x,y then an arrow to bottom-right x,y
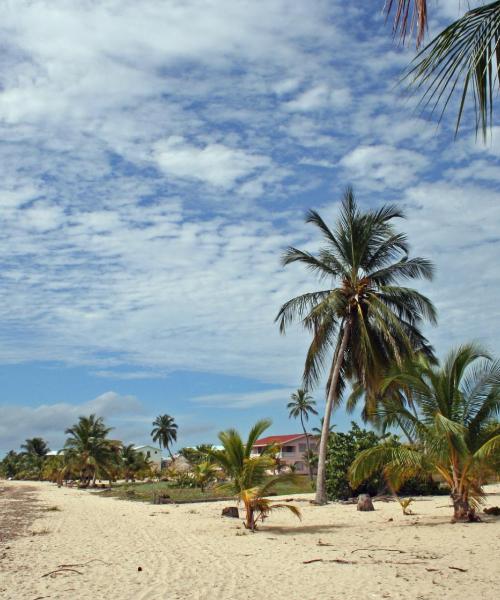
253,434 -> 313,446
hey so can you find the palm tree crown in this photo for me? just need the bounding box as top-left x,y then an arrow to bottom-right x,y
151,414 -> 178,459
276,187 -> 436,504
349,343 -> 500,521
63,414 -> 121,487
207,419 -> 275,492
287,389 -> 318,422
21,437 -> 50,457
207,420 -> 301,530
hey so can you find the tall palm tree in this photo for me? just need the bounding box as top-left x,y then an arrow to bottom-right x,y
385,1 -> 500,139
349,343 -> 500,521
287,389 -> 318,482
151,414 -> 178,460
63,414 -> 121,487
207,420 -> 301,530
276,187 -> 436,504
21,437 -> 50,457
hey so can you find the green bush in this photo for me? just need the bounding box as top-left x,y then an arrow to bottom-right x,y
325,422 -> 447,500
325,423 -> 384,500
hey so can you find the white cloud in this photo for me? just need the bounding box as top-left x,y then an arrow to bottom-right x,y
0,392 -> 143,451
401,183 -> 500,355
0,0 -> 498,425
284,84 -> 351,112
153,136 -> 271,189
191,388 -> 295,409
339,144 -> 429,189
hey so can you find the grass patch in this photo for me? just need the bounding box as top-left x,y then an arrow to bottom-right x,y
97,476 -> 314,504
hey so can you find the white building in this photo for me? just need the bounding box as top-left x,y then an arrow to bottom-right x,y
133,445 -> 162,470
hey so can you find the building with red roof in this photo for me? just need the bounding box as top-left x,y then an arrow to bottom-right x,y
251,433 -> 318,474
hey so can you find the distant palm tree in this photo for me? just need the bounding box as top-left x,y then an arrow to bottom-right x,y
349,344 -> 500,522
20,437 -> 50,479
21,437 -> 50,457
151,414 -> 178,460
312,417 -> 335,438
63,414 -> 121,487
276,187 -> 436,504
287,389 -> 318,482
207,420 -> 301,530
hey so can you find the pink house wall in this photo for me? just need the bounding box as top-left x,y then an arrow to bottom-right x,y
251,434 -> 318,473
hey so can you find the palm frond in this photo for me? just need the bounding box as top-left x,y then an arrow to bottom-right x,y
406,0 -> 500,139
385,0 -> 428,47
275,290 -> 332,334
281,247 -> 341,279
473,432 -> 500,459
369,257 -> 435,285
245,419 -> 272,457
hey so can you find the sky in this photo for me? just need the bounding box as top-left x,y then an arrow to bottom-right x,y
0,0 -> 499,455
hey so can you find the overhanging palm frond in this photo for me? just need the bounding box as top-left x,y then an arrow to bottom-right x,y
473,432 -> 500,459
349,442 -> 425,489
407,1 -> 500,140
275,290 -> 333,334
245,419 -> 272,457
385,0 -> 429,47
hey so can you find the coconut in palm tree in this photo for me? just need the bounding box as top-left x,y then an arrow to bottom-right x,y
276,187 -> 436,504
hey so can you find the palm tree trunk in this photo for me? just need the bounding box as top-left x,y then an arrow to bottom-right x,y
315,323 -> 350,505
451,490 -> 476,522
300,413 -> 314,484
245,505 -> 255,531
167,445 -> 174,461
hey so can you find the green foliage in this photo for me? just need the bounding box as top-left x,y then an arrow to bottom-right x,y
325,422 -> 442,500
121,444 -> 153,480
192,461 -> 218,491
207,419 -> 276,494
325,423 -> 385,500
178,444 -> 215,466
63,414 -> 122,486
0,447 -> 51,480
98,476 -> 312,504
349,344 -> 500,521
21,437 -> 50,457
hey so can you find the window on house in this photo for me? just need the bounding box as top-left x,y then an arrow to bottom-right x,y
147,451 -> 151,458
299,443 -> 307,452
282,446 -> 295,453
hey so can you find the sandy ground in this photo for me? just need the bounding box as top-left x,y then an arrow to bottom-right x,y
1,481 -> 499,600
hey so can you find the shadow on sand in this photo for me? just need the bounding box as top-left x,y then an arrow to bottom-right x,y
261,523 -> 346,535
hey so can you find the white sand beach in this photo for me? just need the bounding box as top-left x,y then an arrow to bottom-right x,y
1,481 -> 499,600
